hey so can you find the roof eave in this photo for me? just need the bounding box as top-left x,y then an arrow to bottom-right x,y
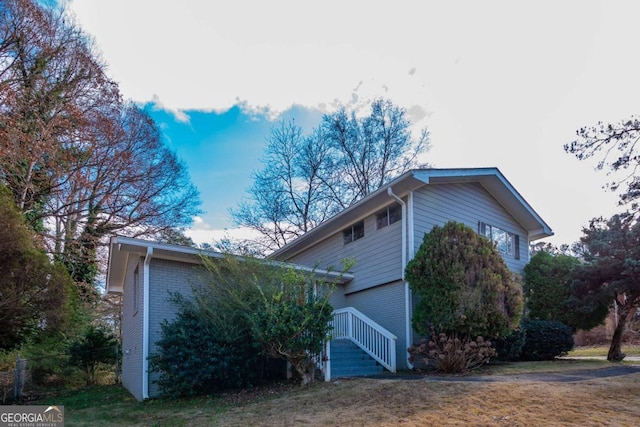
270,167 -> 554,259
106,236 -> 354,294
269,170 -> 425,260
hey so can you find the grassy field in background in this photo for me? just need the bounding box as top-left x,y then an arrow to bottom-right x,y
39,358 -> 640,426
567,345 -> 640,358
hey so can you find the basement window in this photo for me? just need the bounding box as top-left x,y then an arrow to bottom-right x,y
343,220 -> 365,244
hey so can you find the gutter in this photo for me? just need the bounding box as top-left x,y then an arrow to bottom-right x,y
387,188 -> 413,369
142,246 -> 153,400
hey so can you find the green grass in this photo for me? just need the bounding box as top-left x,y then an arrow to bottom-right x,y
41,384 -> 234,426
567,345 -> 640,358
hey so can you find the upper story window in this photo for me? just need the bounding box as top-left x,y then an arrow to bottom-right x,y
376,203 -> 402,229
478,221 -> 520,259
343,220 -> 365,244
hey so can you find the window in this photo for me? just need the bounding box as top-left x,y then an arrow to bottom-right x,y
478,222 -> 520,259
376,203 -> 402,229
343,220 -> 365,244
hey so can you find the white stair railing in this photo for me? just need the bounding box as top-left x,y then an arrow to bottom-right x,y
330,307 -> 397,374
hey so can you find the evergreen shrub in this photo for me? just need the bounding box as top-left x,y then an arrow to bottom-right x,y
148,307 -> 262,397
519,320 -> 574,361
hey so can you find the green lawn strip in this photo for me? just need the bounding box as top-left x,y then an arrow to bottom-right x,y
38,384 -> 278,426
568,345 -> 640,357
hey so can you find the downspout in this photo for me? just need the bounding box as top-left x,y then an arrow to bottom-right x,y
407,191 -> 415,361
142,246 -> 153,400
387,188 -> 413,369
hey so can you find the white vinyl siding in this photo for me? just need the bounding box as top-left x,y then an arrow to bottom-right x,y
412,182 -> 529,273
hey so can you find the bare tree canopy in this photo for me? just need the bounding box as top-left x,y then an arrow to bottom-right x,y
565,117 -> 640,210
0,0 -> 201,293
231,98 -> 429,255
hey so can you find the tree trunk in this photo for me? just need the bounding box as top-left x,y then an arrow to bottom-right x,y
292,359 -> 315,386
607,304 -> 629,361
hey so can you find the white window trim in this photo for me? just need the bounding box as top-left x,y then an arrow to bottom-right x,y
376,203 -> 402,229
478,221 -> 520,259
343,220 -> 365,244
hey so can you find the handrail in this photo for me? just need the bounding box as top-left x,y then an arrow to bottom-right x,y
330,307 -> 397,373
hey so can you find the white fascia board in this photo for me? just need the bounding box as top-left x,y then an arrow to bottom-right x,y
414,168 -> 553,239
106,236 -> 354,295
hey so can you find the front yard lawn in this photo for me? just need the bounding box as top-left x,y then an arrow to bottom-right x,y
568,345 -> 640,358
36,359 -> 640,426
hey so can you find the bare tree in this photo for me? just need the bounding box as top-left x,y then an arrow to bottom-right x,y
0,0 -> 201,297
565,116 -> 640,210
52,104 -> 201,291
0,0 -> 116,220
232,121 -> 337,252
231,99 -> 430,254
321,99 -> 430,207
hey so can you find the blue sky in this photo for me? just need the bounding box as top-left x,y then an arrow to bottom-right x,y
143,103 -> 324,233
66,0 -> 640,246
144,104 -> 269,227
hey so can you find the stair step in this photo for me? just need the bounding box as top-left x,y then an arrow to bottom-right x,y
329,339 -> 384,378
331,365 -> 384,377
331,349 -> 370,357
332,356 -> 378,366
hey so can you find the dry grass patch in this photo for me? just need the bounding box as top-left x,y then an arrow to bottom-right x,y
210,375 -> 640,427
45,365 -> 640,426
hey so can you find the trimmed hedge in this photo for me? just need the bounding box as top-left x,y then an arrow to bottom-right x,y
519,320 -> 574,361
493,328 -> 526,361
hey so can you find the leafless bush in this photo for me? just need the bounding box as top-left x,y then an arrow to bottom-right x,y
409,332 -> 496,373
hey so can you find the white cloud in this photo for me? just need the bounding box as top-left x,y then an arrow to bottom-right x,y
186,216 -> 260,247
149,94 -> 191,123
67,0 -> 640,246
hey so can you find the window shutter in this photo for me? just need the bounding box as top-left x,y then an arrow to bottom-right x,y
514,235 -> 520,260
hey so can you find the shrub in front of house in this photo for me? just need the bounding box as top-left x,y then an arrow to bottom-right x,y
406,222 -> 523,340
406,222 -> 523,373
150,254 -> 344,396
408,329 -> 496,373
493,327 -> 526,361
148,306 -> 262,398
518,320 -> 574,361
